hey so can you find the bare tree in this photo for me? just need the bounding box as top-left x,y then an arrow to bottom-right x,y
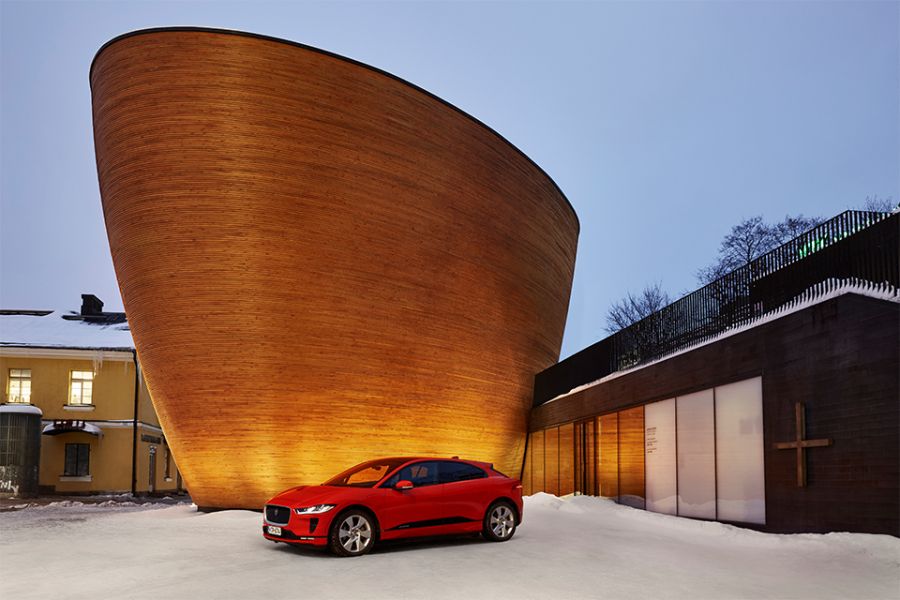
860,195 -> 897,213
605,282 -> 672,333
604,282 -> 677,367
697,214 -> 823,285
771,214 -> 825,245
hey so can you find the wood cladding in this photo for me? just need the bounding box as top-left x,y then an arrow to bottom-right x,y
558,422 -> 574,496
618,406 -> 645,508
573,419 -> 595,495
529,430 -> 545,496
598,414 -> 618,499
544,427 -> 559,496
521,435 -> 533,495
90,29 -> 578,509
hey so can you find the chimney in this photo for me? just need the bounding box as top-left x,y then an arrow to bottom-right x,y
81,294 -> 104,316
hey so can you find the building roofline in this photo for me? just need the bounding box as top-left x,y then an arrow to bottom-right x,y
89,26 -> 580,233
540,287 -> 899,406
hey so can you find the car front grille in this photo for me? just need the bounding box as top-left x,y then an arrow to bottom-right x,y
265,505 -> 290,525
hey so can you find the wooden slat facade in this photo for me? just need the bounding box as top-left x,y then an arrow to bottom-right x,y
618,406 -> 645,508
91,28 -> 578,509
544,427 -> 559,497
530,430 -> 545,497
598,414 -> 618,498
558,422 -> 575,496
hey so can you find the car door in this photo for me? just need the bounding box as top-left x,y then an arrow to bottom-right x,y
438,461 -> 490,527
376,461 -> 447,536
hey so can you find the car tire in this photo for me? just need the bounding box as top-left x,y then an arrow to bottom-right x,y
482,501 -> 517,542
329,509 -> 376,557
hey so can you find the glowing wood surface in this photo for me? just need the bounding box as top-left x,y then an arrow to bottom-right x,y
90,29 -> 578,508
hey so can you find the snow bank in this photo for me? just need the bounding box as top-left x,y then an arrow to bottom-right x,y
1,494 -> 896,599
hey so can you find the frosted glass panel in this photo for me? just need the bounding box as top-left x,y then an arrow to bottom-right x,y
645,398 -> 677,515
715,377 -> 765,524
677,389 -> 716,519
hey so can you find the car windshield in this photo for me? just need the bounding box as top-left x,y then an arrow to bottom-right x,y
323,458 -> 410,488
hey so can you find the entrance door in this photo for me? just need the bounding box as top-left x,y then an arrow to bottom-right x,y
148,446 -> 157,493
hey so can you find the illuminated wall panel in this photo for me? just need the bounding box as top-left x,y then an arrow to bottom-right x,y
545,426 -> 560,496
531,430 -> 545,494
90,29 -> 579,508
522,434 -> 533,496
574,419 -> 595,495
598,414 -> 618,499
618,406 -> 645,509
676,389 -> 716,519
574,422 -> 584,494
645,398 -> 677,515
558,423 -> 574,496
585,419 -> 596,496
715,377 -> 765,524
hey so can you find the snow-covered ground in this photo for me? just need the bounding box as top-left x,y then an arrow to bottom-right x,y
1,494 -> 897,600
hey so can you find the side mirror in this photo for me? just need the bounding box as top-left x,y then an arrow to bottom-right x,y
394,480 -> 414,491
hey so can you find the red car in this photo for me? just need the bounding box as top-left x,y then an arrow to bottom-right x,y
262,457 -> 523,556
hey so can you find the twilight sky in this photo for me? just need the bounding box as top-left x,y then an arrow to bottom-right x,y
1,1 -> 897,358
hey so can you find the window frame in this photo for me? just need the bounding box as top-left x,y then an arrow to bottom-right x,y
323,458 -> 410,488
379,460 -> 444,489
68,370 -> 94,406
6,368 -> 32,404
64,443 -> 90,477
436,460 -> 488,485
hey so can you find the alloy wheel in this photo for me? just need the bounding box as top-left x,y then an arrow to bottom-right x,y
338,514 -> 372,554
490,504 -> 515,539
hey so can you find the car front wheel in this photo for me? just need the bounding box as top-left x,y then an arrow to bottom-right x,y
483,501 -> 517,542
329,510 -> 375,557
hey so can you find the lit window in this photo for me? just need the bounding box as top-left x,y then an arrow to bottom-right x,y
69,371 -> 94,405
64,443 -> 90,476
7,369 -> 31,403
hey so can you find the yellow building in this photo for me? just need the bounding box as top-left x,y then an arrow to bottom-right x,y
0,294 -> 181,496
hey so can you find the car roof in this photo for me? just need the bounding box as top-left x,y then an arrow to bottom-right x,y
376,456 -> 496,470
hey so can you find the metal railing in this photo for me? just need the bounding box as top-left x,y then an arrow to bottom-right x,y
534,210 -> 899,406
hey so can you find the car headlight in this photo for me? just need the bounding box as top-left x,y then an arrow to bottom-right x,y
294,504 -> 336,515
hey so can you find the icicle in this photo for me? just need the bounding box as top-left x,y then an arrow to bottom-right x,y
92,350 -> 105,375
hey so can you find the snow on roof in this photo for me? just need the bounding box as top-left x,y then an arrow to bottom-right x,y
42,421 -> 103,437
545,282 -> 900,404
0,310 -> 134,351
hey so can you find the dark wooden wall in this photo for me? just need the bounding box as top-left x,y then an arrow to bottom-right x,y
531,294 -> 899,535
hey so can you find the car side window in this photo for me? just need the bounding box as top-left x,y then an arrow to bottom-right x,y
382,461 -> 441,488
438,461 -> 487,484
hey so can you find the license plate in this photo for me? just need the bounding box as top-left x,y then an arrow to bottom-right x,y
267,526 -> 282,536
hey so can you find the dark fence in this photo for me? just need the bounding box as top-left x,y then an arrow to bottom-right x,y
534,210 -> 899,406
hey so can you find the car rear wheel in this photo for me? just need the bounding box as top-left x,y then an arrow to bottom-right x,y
482,501 -> 517,542
329,510 -> 375,557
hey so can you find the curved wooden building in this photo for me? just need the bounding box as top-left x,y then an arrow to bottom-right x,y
90,28 -> 579,509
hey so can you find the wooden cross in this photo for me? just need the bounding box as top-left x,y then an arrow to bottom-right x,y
773,402 -> 832,487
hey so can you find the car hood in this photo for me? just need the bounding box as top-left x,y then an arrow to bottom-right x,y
268,485 -> 357,507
